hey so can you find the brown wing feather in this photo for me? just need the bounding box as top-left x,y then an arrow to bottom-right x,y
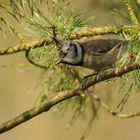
80,39 -> 124,54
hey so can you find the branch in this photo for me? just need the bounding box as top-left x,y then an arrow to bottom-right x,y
69,26 -> 117,39
82,63 -> 140,89
0,88 -> 79,134
0,38 -> 52,55
1,25 -> 140,55
0,62 -> 140,134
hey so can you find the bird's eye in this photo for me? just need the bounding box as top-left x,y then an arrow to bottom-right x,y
59,42 -> 77,58
69,43 -> 77,54
69,42 -> 75,47
59,50 -> 67,58
63,52 -> 67,56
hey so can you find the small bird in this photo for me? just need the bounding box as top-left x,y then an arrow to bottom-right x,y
53,37 -> 126,72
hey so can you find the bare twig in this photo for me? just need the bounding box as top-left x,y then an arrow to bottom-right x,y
0,62 -> 140,134
93,95 -> 140,118
25,48 -> 48,69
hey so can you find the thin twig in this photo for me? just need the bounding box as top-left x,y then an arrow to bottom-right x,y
25,48 -> 47,69
93,94 -> 140,118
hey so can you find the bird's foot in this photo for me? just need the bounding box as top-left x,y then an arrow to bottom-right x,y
80,72 -> 98,92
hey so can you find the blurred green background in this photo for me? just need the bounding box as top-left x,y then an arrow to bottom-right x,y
1,0 -> 140,140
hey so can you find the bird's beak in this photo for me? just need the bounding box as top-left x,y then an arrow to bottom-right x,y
56,60 -> 62,65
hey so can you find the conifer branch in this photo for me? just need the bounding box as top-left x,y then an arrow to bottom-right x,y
0,62 -> 140,134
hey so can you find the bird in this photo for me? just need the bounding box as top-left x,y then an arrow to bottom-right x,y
53,37 -> 127,72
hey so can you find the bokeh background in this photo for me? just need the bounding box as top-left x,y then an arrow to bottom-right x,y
1,0 -> 140,140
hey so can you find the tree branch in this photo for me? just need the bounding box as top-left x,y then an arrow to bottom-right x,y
0,88 -> 79,134
0,62 -> 140,134
1,25 -> 140,55
0,38 -> 52,55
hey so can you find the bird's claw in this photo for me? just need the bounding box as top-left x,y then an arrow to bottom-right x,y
80,72 -> 99,92
80,76 -> 90,92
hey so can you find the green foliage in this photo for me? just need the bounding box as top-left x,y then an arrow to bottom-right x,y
26,0 -> 93,38
112,1 -> 140,111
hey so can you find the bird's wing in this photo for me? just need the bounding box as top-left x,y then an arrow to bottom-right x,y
81,39 -> 124,54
